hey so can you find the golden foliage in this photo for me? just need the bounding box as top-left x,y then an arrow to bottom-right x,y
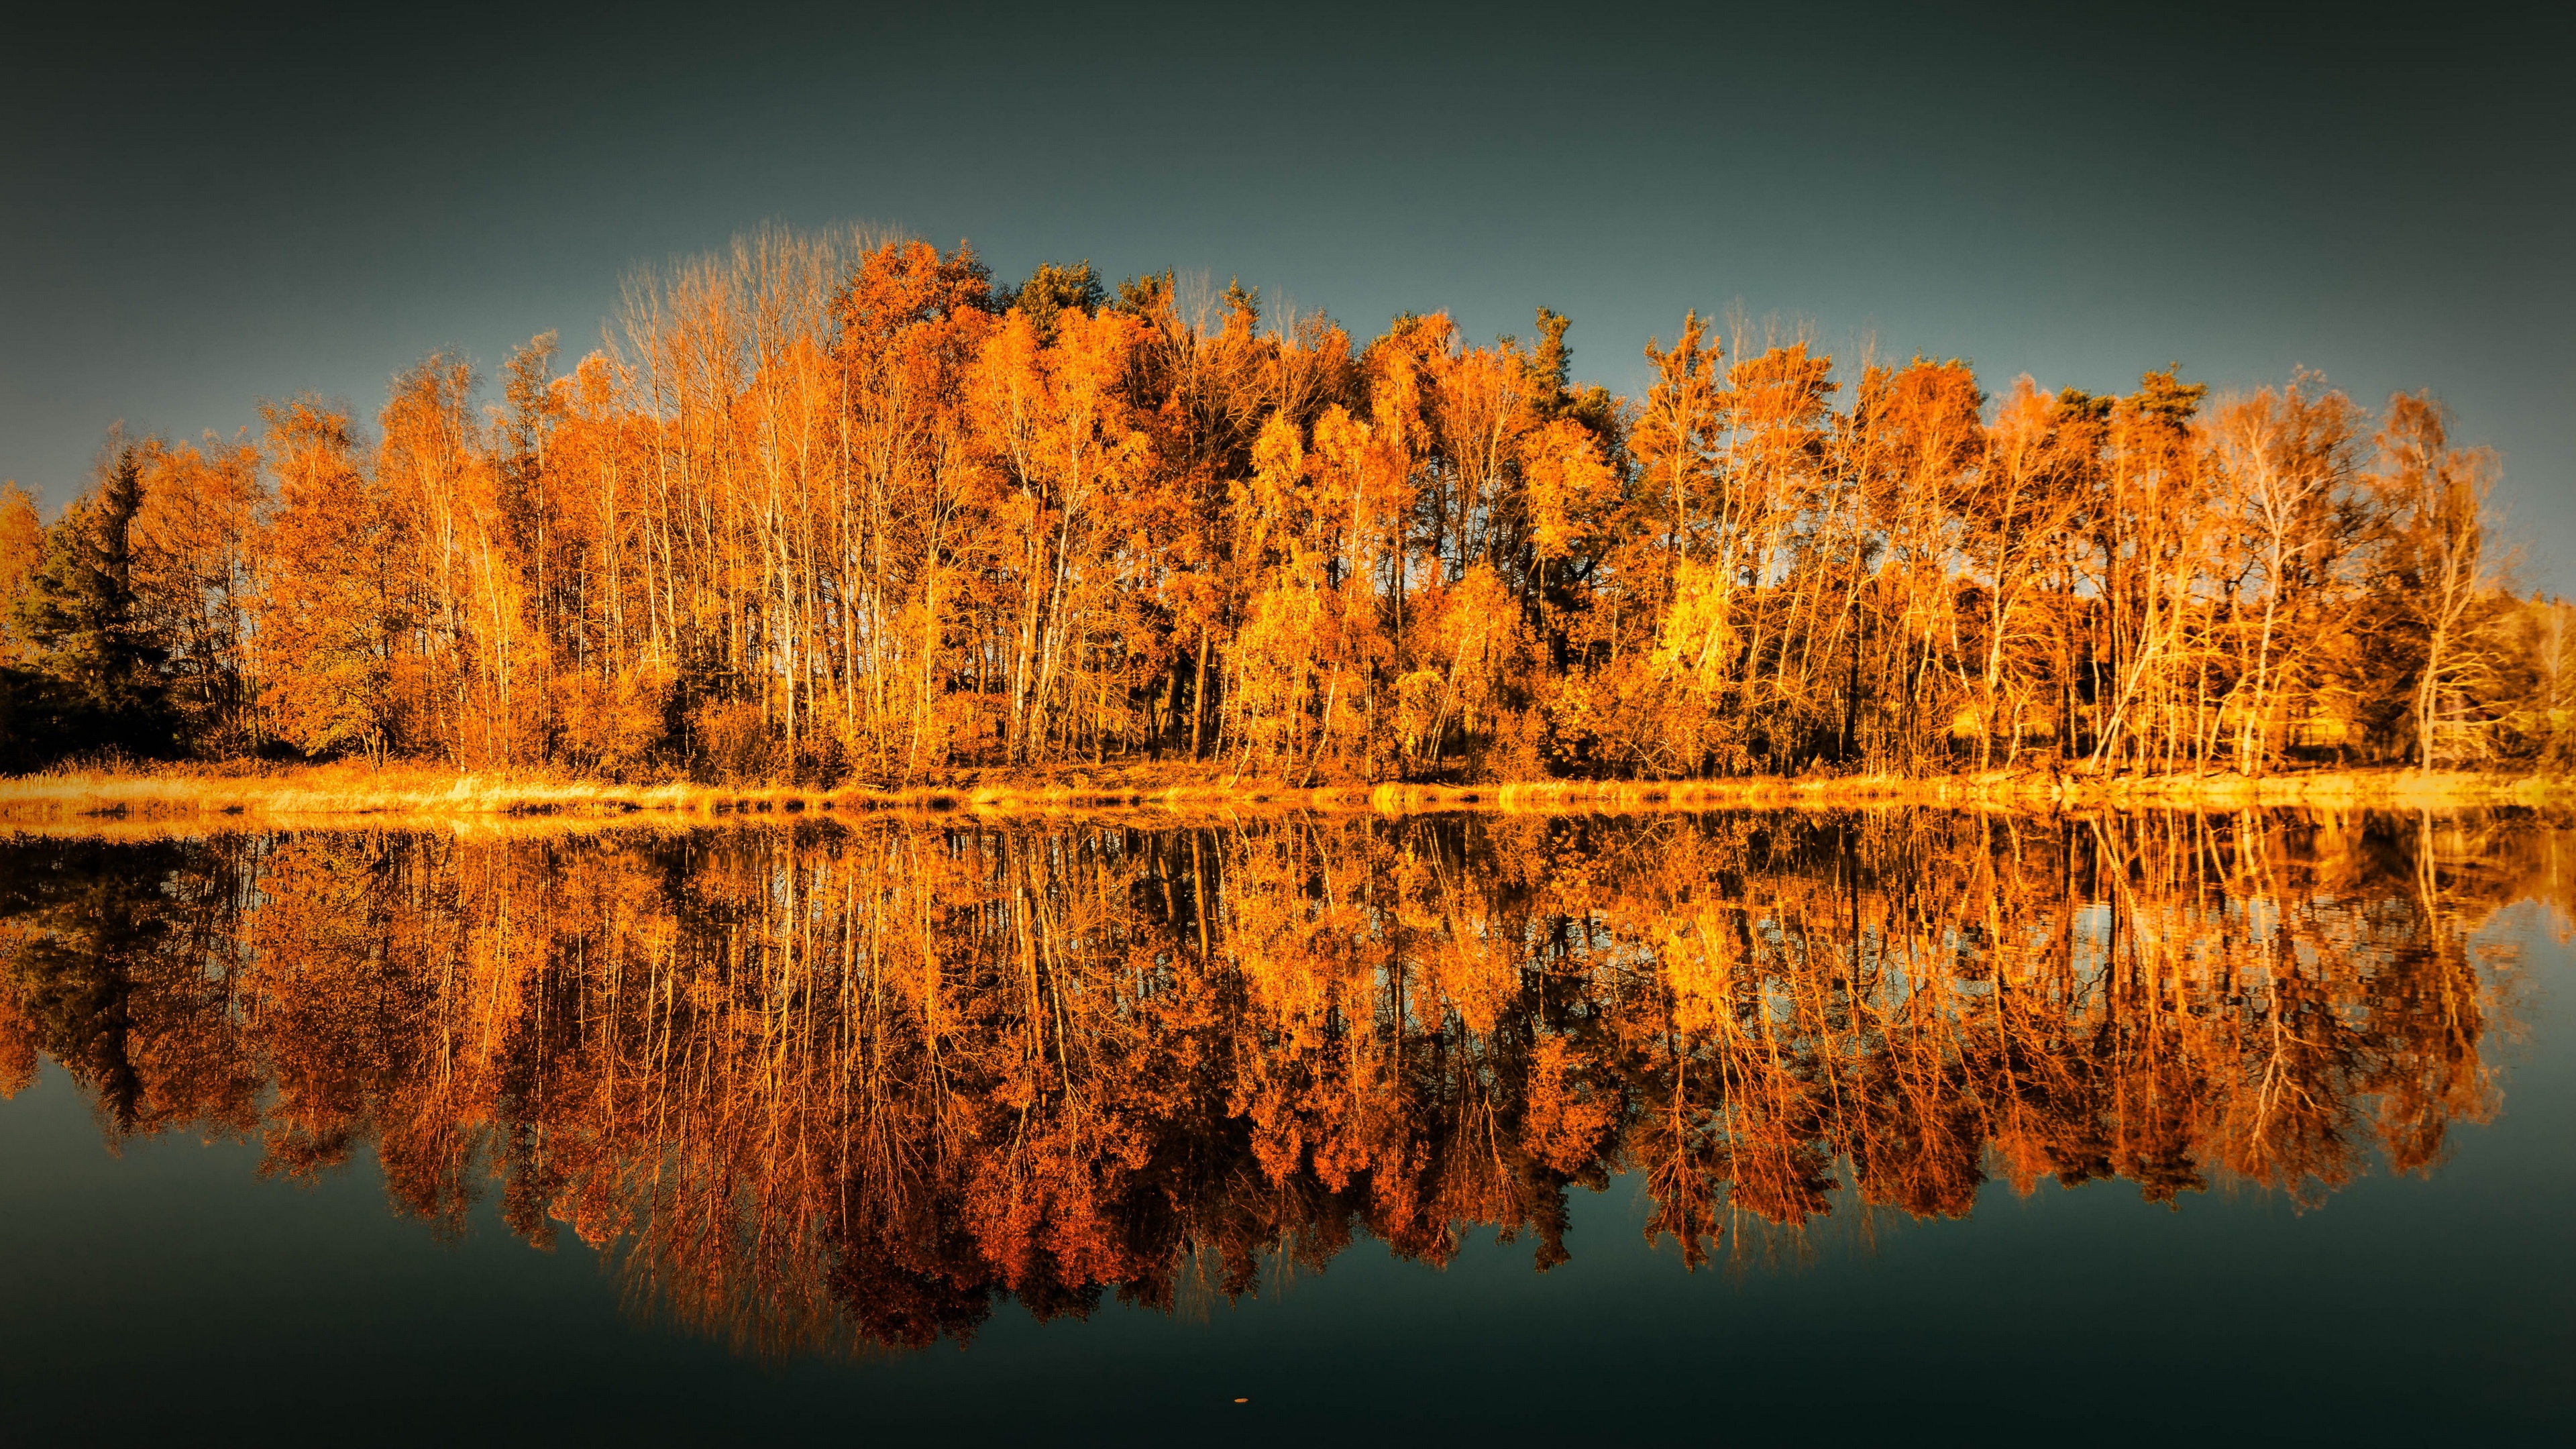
11,227 -> 2567,782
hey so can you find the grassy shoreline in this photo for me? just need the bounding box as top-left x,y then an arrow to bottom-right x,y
2,759 -> 2569,833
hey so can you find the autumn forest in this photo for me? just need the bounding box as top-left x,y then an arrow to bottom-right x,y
2,228 -> 2569,785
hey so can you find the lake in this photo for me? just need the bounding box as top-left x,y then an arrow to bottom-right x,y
1,809 -> 2569,1444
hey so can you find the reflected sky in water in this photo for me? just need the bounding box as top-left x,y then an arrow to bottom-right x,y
1,810 -> 2570,1444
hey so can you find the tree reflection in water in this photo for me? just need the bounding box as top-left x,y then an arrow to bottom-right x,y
0,810 -> 2557,1357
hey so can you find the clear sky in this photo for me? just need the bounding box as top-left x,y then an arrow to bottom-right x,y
6,2 -> 2569,589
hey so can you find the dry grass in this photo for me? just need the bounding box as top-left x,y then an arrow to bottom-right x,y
3,759 -> 2567,837
0,761 -> 706,822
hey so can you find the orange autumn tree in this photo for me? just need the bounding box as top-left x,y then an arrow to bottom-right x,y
131,434 -> 265,752
969,301 -> 1155,763
0,482 -> 46,667
255,397 -> 405,759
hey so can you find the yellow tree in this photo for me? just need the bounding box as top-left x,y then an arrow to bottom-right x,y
255,398 -> 405,758
2202,376 -> 2361,771
0,483 -> 44,667
2373,392 -> 2502,768
133,435 -> 265,751
1960,378 -> 2084,765
969,305 -> 1150,763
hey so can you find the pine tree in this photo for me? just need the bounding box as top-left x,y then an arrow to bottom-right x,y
13,446 -> 174,756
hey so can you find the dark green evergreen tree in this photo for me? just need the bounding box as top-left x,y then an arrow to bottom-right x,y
11,445 -> 174,758
998,260 -> 1105,344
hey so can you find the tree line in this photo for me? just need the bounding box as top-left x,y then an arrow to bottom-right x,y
0,808 -> 2535,1352
5,226 -> 2568,780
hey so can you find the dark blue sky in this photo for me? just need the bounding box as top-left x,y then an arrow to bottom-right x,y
7,2 -> 2569,587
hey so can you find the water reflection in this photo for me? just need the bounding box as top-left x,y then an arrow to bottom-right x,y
0,810 -> 2559,1357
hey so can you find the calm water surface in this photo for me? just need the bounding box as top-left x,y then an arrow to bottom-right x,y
1,810 -> 2569,1445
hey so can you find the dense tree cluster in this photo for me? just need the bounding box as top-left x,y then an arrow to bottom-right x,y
5,227 -> 2568,780
0,808 -> 2540,1353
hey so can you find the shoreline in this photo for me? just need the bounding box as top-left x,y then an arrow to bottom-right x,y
2,762 -> 2569,833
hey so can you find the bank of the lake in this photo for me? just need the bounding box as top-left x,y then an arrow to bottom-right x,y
2,760 -> 2569,833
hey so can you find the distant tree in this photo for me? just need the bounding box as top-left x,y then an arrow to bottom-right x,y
132,436 -> 265,754
11,444 -> 176,757
256,398 -> 405,760
2373,392 -> 2504,769
999,260 -> 1104,344
0,482 -> 45,666
0,481 -> 52,769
